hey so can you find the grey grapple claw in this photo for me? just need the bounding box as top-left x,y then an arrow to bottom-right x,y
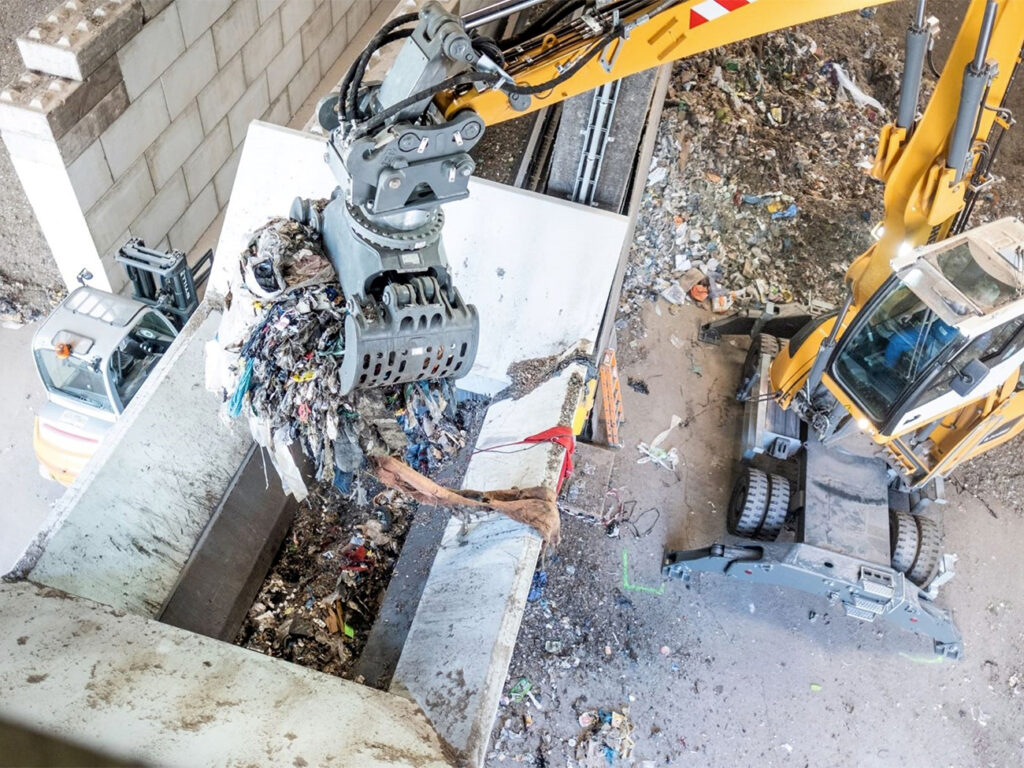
341,275 -> 478,392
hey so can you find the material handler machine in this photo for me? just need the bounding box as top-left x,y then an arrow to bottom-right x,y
298,0 -> 1022,657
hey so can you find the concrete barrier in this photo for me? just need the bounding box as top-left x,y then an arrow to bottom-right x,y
0,581 -> 451,767
12,303 -> 253,617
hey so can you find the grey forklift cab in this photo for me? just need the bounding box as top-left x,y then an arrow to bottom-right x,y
31,241 -> 210,485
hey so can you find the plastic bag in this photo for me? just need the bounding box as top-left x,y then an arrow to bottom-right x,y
832,63 -> 885,113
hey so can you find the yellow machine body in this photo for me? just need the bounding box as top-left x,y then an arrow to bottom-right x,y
446,0 -> 1023,490
767,0 -> 1024,488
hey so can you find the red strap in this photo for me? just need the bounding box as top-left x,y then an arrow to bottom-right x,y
523,426 -> 576,493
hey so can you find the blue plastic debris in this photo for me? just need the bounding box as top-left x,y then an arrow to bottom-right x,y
333,470 -> 353,493
771,203 -> 799,221
527,570 -> 547,602
228,358 -> 254,418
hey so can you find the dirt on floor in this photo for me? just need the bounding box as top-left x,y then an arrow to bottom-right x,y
489,304 -> 1024,767
488,2 -> 1024,766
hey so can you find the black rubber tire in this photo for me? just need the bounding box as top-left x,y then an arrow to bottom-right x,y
728,467 -> 770,536
756,473 -> 790,541
737,334 -> 780,402
889,511 -> 918,574
907,515 -> 943,587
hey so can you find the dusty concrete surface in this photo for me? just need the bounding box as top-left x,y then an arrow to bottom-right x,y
0,580 -> 453,768
23,307 -> 252,616
0,321 -> 62,574
489,304 -> 1024,767
0,0 -> 63,310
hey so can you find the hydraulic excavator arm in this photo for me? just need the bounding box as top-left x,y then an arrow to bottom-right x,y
765,0 -> 1024,486
854,0 -> 1023,304
299,0 -> 895,394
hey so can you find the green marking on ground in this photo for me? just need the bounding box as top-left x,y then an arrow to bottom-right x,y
621,549 -> 665,595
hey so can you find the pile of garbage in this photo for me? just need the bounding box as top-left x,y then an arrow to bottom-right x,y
620,27 -> 902,329
237,483 -> 416,678
212,212 -> 469,495
575,708 -> 636,766
217,211 -> 567,676
213,214 -> 491,676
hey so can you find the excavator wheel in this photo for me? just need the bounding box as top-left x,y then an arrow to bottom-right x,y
728,467 -> 770,536
756,473 -> 790,541
889,511 -> 918,574
907,515 -> 943,587
737,334 -> 780,402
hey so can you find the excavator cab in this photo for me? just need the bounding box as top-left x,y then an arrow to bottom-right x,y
32,288 -> 178,485
669,220 -> 1024,661
31,240 -> 206,485
826,218 -> 1024,463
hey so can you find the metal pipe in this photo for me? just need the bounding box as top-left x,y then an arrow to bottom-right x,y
572,79 -> 621,205
896,0 -> 930,129
806,289 -> 855,394
463,0 -> 548,29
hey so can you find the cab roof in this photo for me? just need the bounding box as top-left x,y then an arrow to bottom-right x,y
892,217 -> 1024,337
33,287 -> 148,359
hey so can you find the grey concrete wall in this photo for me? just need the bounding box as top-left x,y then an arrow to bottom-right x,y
0,581 -> 451,767
0,0 -> 386,292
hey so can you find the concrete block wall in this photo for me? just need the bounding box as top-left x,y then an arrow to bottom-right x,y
0,0 -> 386,293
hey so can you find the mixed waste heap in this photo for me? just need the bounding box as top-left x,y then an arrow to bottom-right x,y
210,210 -> 563,676
620,28 -> 904,333
211,210 -> 469,494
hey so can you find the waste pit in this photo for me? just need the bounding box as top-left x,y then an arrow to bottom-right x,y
210,211 -> 560,682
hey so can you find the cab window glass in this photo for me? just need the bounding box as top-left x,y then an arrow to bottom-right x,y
833,282 -> 961,422
917,315 -> 1024,403
35,350 -> 112,412
935,244 -> 1016,311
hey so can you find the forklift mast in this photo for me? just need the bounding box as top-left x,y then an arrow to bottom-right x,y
116,239 -> 213,331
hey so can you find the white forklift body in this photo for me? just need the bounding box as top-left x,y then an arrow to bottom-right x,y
32,287 -> 177,484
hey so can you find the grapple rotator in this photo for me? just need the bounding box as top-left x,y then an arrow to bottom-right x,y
296,1 -> 518,394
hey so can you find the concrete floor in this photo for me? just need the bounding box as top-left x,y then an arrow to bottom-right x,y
0,322 -> 63,573
494,303 -> 1024,767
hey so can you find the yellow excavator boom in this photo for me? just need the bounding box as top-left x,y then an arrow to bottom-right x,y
764,0 -> 1024,487
445,0 -> 899,125
851,0 -> 1024,306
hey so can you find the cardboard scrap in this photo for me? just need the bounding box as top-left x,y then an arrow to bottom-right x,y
372,455 -> 561,545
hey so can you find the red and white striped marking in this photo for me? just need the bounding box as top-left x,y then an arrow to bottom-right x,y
689,0 -> 759,28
